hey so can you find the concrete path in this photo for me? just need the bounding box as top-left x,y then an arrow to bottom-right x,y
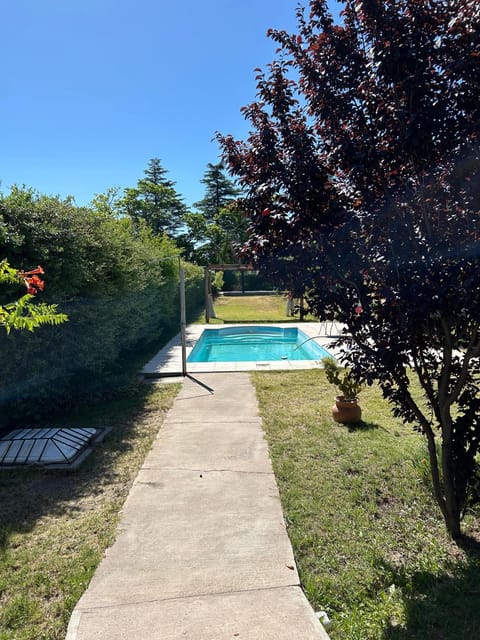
66,373 -> 329,640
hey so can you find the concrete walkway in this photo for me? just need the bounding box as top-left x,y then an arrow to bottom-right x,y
66,373 -> 330,640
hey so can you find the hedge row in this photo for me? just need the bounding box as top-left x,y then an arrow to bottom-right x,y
0,264 -> 203,427
0,187 -> 204,427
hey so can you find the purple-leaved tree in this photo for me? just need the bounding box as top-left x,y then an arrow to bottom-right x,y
218,0 -> 480,540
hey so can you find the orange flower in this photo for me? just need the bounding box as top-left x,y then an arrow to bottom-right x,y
18,266 -> 46,295
18,266 -> 44,276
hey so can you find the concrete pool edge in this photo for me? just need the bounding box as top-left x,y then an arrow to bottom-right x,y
140,322 -> 345,378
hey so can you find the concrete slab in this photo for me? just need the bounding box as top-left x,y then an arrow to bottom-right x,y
165,375 -> 259,421
67,586 -> 326,640
144,420 -> 268,472
66,373 -> 330,640
77,468 -> 298,608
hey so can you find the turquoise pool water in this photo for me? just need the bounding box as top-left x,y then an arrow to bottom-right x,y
187,326 -> 331,363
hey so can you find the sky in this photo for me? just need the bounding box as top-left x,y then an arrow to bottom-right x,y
0,1 -> 339,210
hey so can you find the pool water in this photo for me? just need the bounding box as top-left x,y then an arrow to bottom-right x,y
187,326 -> 331,363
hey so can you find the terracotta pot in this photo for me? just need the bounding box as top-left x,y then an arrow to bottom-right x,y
332,396 -> 362,424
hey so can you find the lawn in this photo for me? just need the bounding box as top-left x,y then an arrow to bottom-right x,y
1,294 -> 479,640
252,369 -> 480,640
0,382 -> 180,640
192,293 -> 316,323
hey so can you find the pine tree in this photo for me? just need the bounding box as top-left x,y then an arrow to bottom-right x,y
117,158 -> 187,236
193,162 -> 239,221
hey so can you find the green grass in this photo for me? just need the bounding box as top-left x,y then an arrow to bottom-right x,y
0,382 -> 180,640
252,369 -> 480,640
192,293 -> 316,323
3,337 -> 480,640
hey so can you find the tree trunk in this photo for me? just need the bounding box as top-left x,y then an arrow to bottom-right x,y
442,438 -> 463,539
444,505 -> 462,539
427,440 -> 462,538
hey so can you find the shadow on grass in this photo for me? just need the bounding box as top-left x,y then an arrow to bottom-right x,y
456,533 -> 480,555
339,420 -> 381,432
0,378 -> 174,552
381,556 -> 480,640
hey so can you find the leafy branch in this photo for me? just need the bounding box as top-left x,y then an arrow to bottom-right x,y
0,259 -> 68,334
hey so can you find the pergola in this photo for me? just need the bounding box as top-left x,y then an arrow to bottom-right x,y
204,263 -> 254,323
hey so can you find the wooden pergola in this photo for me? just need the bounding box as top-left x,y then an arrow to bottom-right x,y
204,263 -> 254,323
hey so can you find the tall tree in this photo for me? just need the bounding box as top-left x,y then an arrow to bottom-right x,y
144,157 -> 173,186
219,0 -> 480,539
194,161 -> 240,221
178,162 -> 246,264
117,158 -> 187,236
180,202 -> 248,265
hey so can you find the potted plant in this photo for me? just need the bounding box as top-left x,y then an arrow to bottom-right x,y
322,357 -> 362,423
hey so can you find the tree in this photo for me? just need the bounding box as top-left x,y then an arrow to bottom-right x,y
180,202 -> 249,265
117,158 -> 187,236
178,162 -> 247,264
194,161 -> 240,221
219,0 -> 480,539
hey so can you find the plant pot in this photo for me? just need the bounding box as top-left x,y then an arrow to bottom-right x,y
332,396 -> 362,424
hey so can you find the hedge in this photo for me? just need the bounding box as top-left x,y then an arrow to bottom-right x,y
0,262 -> 203,427
0,186 -> 205,427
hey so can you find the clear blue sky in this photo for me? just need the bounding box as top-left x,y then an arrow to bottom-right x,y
1,1 -> 339,209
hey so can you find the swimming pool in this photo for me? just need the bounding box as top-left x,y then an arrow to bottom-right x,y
187,326 -> 331,363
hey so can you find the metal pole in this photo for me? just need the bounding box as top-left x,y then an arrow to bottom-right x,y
179,263 -> 187,376
204,267 -> 210,323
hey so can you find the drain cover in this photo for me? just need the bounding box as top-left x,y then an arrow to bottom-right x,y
0,427 -> 99,467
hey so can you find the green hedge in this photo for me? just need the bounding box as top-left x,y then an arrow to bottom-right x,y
0,186 -> 205,426
0,264 -> 203,426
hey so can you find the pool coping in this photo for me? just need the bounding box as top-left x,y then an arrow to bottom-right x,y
141,322 -> 345,378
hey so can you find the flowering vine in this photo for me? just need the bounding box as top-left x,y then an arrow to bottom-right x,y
0,260 -> 67,334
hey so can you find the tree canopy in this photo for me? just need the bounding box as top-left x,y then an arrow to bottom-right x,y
116,158 -> 187,236
193,161 -> 240,221
219,0 -> 480,539
180,162 -> 247,264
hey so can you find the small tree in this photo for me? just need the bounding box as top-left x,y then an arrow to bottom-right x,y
179,162 -> 247,264
181,203 -> 249,265
219,0 -> 480,539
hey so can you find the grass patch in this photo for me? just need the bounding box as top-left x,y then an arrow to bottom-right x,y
252,369 -> 480,640
192,293 -> 316,323
0,382 -> 180,640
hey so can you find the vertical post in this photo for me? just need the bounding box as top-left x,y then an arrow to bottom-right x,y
299,296 -> 305,321
204,267 -> 210,323
179,262 -> 187,376
241,269 -> 245,294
